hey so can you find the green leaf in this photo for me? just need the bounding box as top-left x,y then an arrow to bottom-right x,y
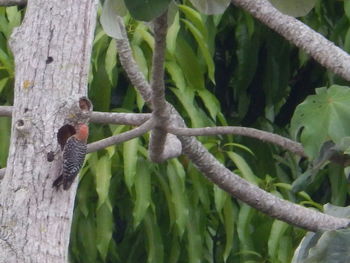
144,211 -> 164,263
344,28 -> 350,53
223,199 -> 235,261
291,85 -> 350,159
232,21 -> 259,120
169,235 -> 181,263
105,39 -> 118,86
0,9 -> 10,39
0,46 -> 12,71
292,229 -> 350,263
188,164 -> 210,211
76,172 -> 94,218
180,18 -> 215,82
78,217 -> 98,263
226,151 -> 260,184
133,159 -> 151,228
170,87 -> 204,128
0,117 -> 10,167
133,23 -> 155,49
328,164 -> 347,206
100,0 -> 124,39
6,6 -> 21,29
223,143 -> 254,156
268,220 -> 289,261
324,203 -> 350,218
125,0 -> 172,21
166,12 -> 180,55
291,170 -> 313,193
131,44 -> 149,79
274,183 -> 313,202
165,61 -> 186,91
174,37 -> 204,90
178,5 -> 208,40
90,47 -> 112,111
188,0 -> 230,14
196,89 -> 220,120
123,137 -> 139,191
237,204 -> 255,259
105,145 -> 116,159
0,77 -> 8,95
292,206 -> 350,263
95,156 -> 112,208
96,202 -> 113,261
268,0 -> 316,17
167,159 -> 189,237
213,185 -> 228,217
345,0 -> 350,21
186,208 -> 202,263
156,171 -> 176,228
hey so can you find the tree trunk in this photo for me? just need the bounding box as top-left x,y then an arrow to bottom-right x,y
0,0 -> 97,262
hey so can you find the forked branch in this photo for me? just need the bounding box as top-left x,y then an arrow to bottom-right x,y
113,16 -> 350,231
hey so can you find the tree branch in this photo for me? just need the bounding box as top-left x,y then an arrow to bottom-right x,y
114,17 -> 349,231
231,0 -> 350,81
169,126 -> 306,157
90,111 -> 150,125
0,120 -> 155,180
148,12 -> 171,163
116,15 -> 182,161
115,16 -> 152,102
0,106 -> 12,117
0,0 -> 26,6
87,119 -> 155,153
178,135 -> 350,231
0,106 -> 151,125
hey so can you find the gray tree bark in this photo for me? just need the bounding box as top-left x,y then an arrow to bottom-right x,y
0,0 -> 97,262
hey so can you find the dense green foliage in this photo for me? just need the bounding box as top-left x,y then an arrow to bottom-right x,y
1,0 -> 350,262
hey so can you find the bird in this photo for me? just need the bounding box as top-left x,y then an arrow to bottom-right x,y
52,123 -> 89,190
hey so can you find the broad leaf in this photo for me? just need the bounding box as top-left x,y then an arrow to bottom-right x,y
292,204 -> 350,263
293,229 -> 350,263
269,0 -> 316,17
291,85 -> 350,159
125,0 -> 172,21
189,0 -> 230,15
100,0 -> 124,39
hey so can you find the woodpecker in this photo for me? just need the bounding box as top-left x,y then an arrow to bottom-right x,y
53,123 -> 89,190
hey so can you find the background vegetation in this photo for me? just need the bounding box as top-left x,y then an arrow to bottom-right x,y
1,0 -> 350,262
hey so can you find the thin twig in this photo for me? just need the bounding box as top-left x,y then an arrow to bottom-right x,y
0,106 -> 12,117
116,16 -> 152,102
231,0 -> 350,81
149,12 -> 170,163
0,120 -> 154,180
90,111 -> 150,125
169,126 -> 306,157
0,106 -> 151,126
87,119 -> 155,153
0,0 -> 26,6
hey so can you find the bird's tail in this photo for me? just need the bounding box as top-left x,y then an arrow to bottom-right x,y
52,174 -> 63,189
52,174 -> 75,190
